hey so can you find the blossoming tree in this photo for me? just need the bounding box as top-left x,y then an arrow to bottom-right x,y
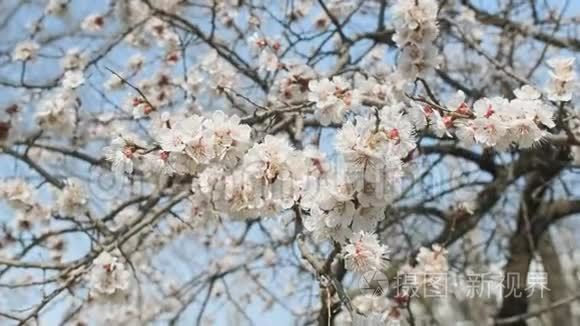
0,0 -> 579,325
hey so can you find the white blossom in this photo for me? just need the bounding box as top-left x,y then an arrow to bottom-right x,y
12,41 -> 40,62
82,14 -> 105,32
104,74 -> 124,90
546,57 -> 576,101
203,111 -> 251,167
45,0 -> 68,16
0,179 -> 36,210
415,244 -> 448,274
127,54 -> 145,72
0,1 -> 571,320
308,76 -> 360,126
87,252 -> 131,298
104,136 -> 141,174
343,231 -> 390,273
62,70 -> 85,89
258,50 -> 280,72
36,88 -> 77,135
61,48 -> 87,70
56,178 -> 88,216
392,0 -> 440,79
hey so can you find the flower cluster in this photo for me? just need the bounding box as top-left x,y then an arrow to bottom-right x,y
272,63 -> 316,104
451,86 -> 555,149
87,251 -> 131,298
545,57 -> 577,102
104,110 -> 312,220
303,106 -> 415,241
399,244 -> 449,291
0,179 -> 49,230
415,244 -> 449,274
308,76 -> 361,126
155,110 -> 252,173
196,135 -> 306,219
0,179 -> 35,211
356,71 -> 405,107
56,179 -> 88,217
5,0 -> 580,324
198,51 -> 239,93
35,88 -> 78,136
248,33 -> 282,72
392,0 -> 440,79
